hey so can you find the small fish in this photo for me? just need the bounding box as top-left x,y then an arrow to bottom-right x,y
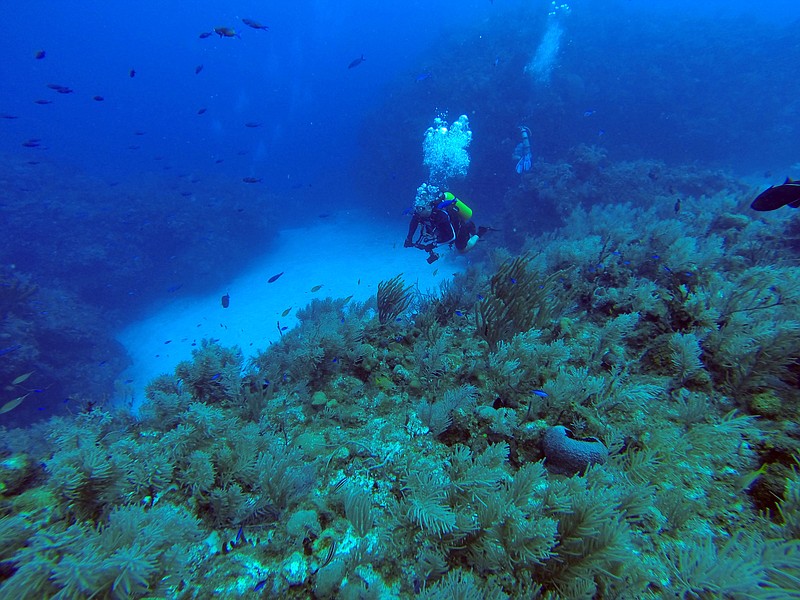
221,293 -> 230,308
93,95 -> 104,101
199,31 -> 212,38
348,54 -> 365,69
46,83 -> 71,93
12,371 -> 34,385
583,109 -> 596,117
244,121 -> 261,128
129,68 -> 136,78
331,477 -> 349,493
0,394 -> 28,415
194,64 -> 204,75
242,177 -> 262,183
342,295 -> 353,304
235,525 -> 246,545
415,72 -> 431,82
164,340 -> 172,344
215,159 -> 223,163
455,310 -> 464,317
197,107 -> 207,114
134,130 -> 145,135
510,278 -> 517,284
34,50 -> 46,59
674,198 -> 681,214
21,140 -> 41,148
751,177 -> 800,211
432,268 -> 438,276
267,272 -> 284,283
531,389 -> 548,398
254,579 -> 268,592
310,284 -> 323,292
214,26 -> 239,38
33,99 -> 53,105
0,344 -> 22,356
281,307 -> 292,317
211,373 -> 221,380
242,18 -> 269,31
0,113 -> 18,119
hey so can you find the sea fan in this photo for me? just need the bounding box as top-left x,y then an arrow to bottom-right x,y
667,331 -> 704,383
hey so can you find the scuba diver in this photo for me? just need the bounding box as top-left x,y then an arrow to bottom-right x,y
513,125 -> 533,174
404,185 -> 486,264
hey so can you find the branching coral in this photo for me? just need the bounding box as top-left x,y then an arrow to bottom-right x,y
377,274 -> 413,325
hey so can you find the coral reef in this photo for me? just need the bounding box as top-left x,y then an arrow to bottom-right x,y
1,159 -> 800,598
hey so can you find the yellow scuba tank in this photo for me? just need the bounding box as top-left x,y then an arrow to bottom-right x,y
442,191 -> 473,220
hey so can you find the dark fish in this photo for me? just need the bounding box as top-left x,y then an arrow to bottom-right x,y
310,284 -> 323,292
244,121 -> 261,128
215,158 -> 224,163
281,307 -> 291,317
47,83 -> 71,93
221,293 -> 230,308
674,198 -> 681,214
268,272 -> 284,283
195,64 -> 203,75
348,54 -> 365,69
134,130 -> 145,135
214,26 -> 239,38
242,18 -> 269,31
129,68 -> 136,78
254,579 -> 268,592
34,50 -> 46,59
93,95 -> 104,101
751,178 -> 800,211
0,113 -> 18,119
242,177 -> 262,183
34,99 -> 53,104
197,107 -> 207,114
21,140 -> 40,148
199,31 -> 213,39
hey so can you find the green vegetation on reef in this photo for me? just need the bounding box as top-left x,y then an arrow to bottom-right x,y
2,159 -> 800,599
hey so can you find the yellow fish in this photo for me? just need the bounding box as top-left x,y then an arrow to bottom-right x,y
310,285 -> 323,292
11,371 -> 34,385
0,394 -> 28,414
281,307 -> 292,317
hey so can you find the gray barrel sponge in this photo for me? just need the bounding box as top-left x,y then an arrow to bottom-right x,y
542,425 -> 608,475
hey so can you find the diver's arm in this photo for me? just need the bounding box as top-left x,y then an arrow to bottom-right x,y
405,215 -> 420,247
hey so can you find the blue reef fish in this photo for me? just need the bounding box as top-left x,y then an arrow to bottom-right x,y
268,272 -> 283,283
254,579 -> 268,592
531,389 -> 548,398
751,177 -> 800,211
0,344 -> 22,356
348,54 -> 366,69
242,177 -> 262,183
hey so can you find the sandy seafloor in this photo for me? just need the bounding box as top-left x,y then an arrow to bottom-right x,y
116,211 -> 465,408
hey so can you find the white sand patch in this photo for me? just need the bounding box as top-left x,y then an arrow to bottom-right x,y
116,210 -> 466,406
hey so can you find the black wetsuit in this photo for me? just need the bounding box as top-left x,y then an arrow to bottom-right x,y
405,204 -> 476,252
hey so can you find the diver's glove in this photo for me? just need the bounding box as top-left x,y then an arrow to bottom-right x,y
404,238 -> 413,248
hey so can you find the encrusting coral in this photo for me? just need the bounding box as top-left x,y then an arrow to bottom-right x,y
1,159 -> 800,599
